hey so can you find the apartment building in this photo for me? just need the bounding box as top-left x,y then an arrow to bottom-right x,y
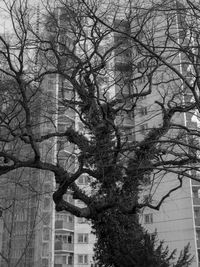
131,1 -> 200,267
36,1 -> 200,266
42,5 -> 97,266
1,1 -> 200,267
45,75 -> 96,267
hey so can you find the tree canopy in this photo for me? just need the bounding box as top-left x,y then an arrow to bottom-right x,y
1,0 -> 200,265
0,0 -> 199,229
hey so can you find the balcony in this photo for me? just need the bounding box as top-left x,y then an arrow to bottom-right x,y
55,220 -> 74,231
193,198 -> 200,206
192,180 -> 200,186
115,61 -> 132,72
197,239 -> 200,248
122,117 -> 134,127
195,218 -> 200,226
54,241 -> 74,252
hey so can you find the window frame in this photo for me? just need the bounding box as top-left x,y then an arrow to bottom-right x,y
144,213 -> 153,224
78,254 -> 88,264
77,233 -> 89,243
140,123 -> 148,135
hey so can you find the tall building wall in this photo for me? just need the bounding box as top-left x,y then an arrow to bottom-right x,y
0,68 -> 55,266
135,2 -> 200,266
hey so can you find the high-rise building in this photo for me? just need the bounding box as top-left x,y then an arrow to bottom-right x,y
131,2 -> 200,267
1,1 -> 200,267
41,6 -> 97,266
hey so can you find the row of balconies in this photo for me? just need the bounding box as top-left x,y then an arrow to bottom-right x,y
55,214 -> 74,253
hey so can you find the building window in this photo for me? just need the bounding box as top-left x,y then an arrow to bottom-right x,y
56,213 -> 65,220
56,212 -> 73,223
198,249 -> 200,262
144,213 -> 153,224
143,195 -> 150,203
78,254 -> 88,264
77,217 -> 88,224
68,214 -> 73,223
143,173 -> 151,184
42,258 -> 49,267
137,59 -> 148,71
43,198 -> 51,210
47,80 -> 55,91
140,107 -> 148,116
43,228 -> 50,241
135,75 -> 147,85
55,255 -> 67,264
12,249 -> 21,258
27,248 -> 34,258
63,256 -> 67,264
140,95 -> 147,100
78,174 -> 89,185
63,193 -> 73,203
43,183 -> 52,193
16,210 -> 27,221
42,243 -> 49,257
140,123 -> 148,135
42,212 -> 50,225
148,233 -> 156,240
196,230 -> 200,241
194,208 -> 200,218
68,254 -> 73,265
67,234 -> 73,244
77,199 -> 84,205
78,233 -> 88,243
122,126 -> 135,142
55,233 -> 73,244
127,110 -> 134,119
194,209 -> 198,218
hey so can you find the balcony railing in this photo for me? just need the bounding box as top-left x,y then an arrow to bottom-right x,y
55,220 -> 74,231
54,241 -> 74,252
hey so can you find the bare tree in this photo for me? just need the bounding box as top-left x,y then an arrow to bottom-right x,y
0,0 -> 200,236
